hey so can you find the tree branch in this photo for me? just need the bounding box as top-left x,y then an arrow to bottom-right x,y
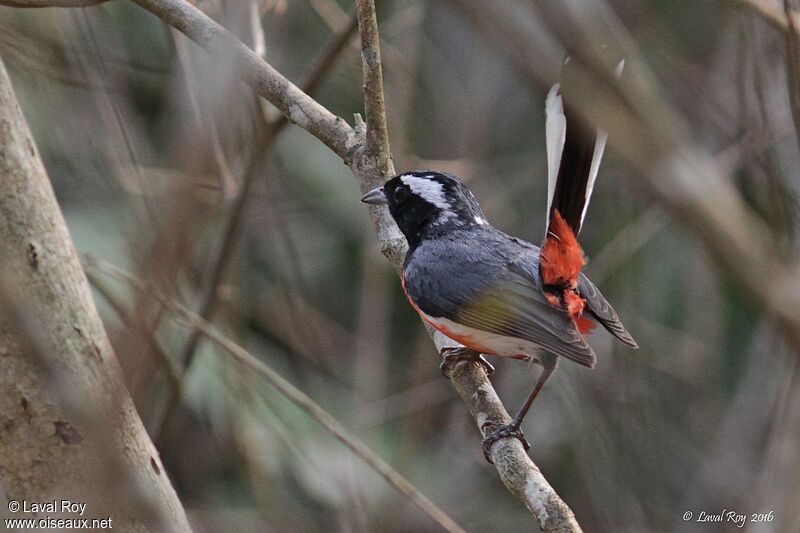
4,0 -> 584,526
83,256 -> 467,533
128,0 -> 358,161
0,53 -> 190,533
356,0 -> 391,167
446,357 -> 582,530
350,1 -> 581,530
154,10 -> 359,442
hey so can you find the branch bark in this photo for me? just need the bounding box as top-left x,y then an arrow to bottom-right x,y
3,0 -> 584,528
352,1 -> 581,529
84,256 -> 467,533
0,55 -> 190,532
121,0 -> 581,528
128,0 -> 358,161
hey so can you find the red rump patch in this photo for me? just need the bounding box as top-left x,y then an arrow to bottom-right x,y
541,210 -> 590,327
575,315 -> 597,334
564,290 -> 586,318
541,210 -> 585,287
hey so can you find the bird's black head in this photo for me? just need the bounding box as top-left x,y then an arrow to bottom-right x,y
361,171 -> 489,249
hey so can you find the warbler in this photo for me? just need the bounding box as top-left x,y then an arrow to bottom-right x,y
362,66 -> 636,461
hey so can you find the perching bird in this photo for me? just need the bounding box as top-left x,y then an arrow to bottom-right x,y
361,64 -> 636,461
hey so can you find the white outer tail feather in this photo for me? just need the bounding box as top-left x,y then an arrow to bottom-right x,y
544,83 -> 566,229
544,59 -> 625,235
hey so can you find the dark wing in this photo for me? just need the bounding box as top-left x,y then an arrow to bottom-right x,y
406,242 -> 596,368
578,273 -> 638,349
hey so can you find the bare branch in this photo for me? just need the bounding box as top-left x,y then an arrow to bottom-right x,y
0,54 -> 190,533
4,0 -> 586,525
446,355 -> 582,530
83,256 -> 467,533
352,1 -> 581,529
154,9 -> 359,441
128,0 -> 358,160
356,0 -> 391,169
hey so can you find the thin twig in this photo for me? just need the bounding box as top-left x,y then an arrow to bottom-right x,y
7,0 -> 594,523
356,0 -> 391,167
83,255 -> 467,533
152,11 -> 359,441
350,1 -> 582,529
128,0 -> 357,160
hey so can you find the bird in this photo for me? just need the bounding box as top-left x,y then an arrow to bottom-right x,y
361,66 -> 637,462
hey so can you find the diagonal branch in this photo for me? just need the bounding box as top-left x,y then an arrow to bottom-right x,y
0,53 -> 190,533
153,9 -> 360,442
4,0 -> 583,527
83,255 -> 467,533
351,1 -> 581,530
128,0 -> 358,160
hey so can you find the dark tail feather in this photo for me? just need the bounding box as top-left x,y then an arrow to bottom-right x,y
544,57 -> 623,237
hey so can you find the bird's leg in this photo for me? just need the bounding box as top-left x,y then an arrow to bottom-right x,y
481,357 -> 558,464
439,346 -> 495,379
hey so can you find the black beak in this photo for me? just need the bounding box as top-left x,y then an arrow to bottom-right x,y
361,187 -> 388,205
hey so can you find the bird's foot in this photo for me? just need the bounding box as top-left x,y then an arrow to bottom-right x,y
440,347 -> 495,379
481,422 -> 530,464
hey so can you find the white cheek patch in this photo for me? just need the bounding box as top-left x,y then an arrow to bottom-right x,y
400,175 -> 451,210
474,216 -> 488,225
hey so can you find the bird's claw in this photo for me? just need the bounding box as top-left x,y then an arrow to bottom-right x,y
439,347 -> 495,379
481,423 -> 530,464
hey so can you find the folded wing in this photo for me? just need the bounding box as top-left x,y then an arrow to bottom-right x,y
405,248 -> 597,368
578,272 -> 639,349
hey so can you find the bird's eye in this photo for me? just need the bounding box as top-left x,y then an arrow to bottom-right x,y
394,186 -> 408,203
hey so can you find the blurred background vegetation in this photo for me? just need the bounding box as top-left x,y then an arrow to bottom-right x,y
1,0 -> 799,531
